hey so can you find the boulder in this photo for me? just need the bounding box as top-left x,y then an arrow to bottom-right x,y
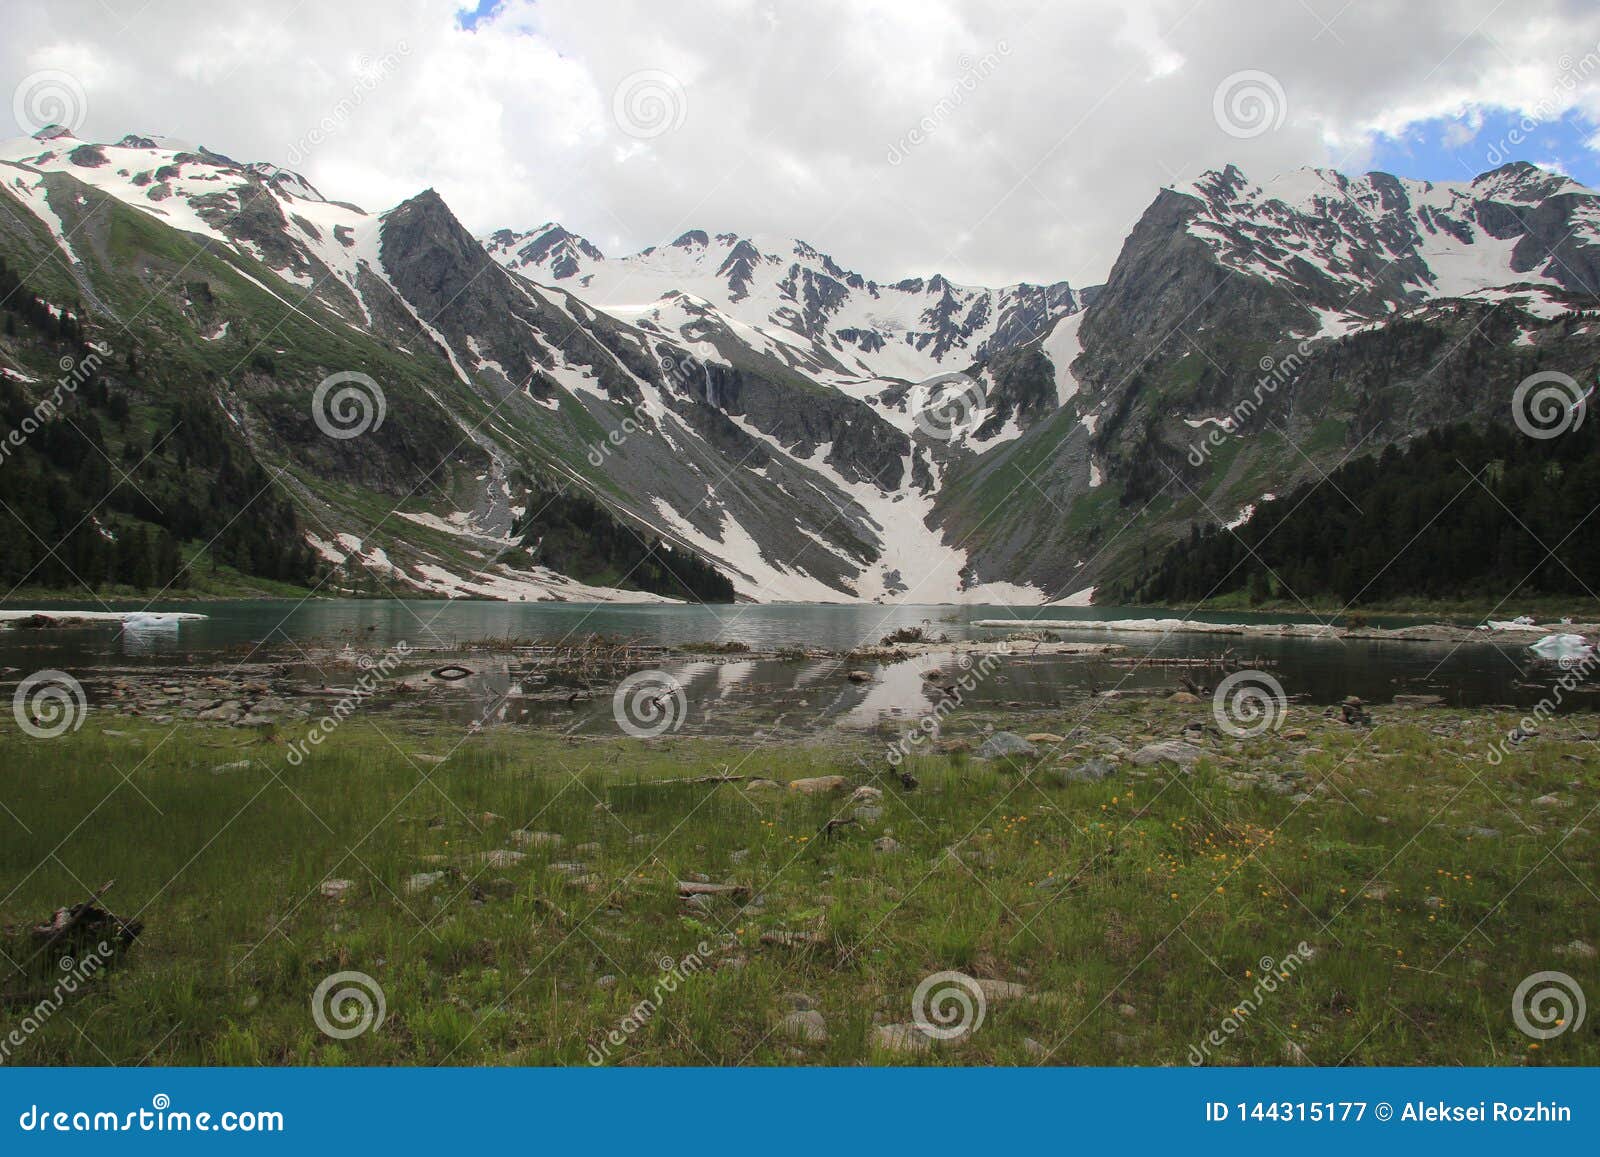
779,1009 -> 828,1043
1131,740 -> 1203,768
1060,756 -> 1117,783
788,775 -> 848,794
975,732 -> 1038,760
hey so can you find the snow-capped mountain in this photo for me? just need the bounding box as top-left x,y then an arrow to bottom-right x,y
945,159 -> 1600,597
4,126 -> 1597,606
483,222 -> 1081,385
1172,162 -> 1600,333
0,127 -> 1070,604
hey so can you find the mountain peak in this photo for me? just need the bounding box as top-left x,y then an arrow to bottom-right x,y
480,221 -> 604,279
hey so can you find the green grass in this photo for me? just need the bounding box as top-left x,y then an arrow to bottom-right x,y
1,702 -> 1595,1067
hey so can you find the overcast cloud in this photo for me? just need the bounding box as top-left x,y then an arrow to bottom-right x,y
6,0 -> 1600,287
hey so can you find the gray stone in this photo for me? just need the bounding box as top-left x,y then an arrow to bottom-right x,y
975,731 -> 1038,760
779,1009 -> 828,1043
873,1022 -> 935,1054
1131,740 -> 1203,769
1061,756 -> 1117,782
404,870 -> 447,894
510,830 -> 563,848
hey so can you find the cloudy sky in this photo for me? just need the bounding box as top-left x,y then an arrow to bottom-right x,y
7,0 -> 1600,287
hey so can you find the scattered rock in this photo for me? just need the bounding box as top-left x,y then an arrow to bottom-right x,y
788,775 -> 848,795
976,978 -> 1028,1003
1458,826 -> 1501,840
850,785 -> 884,804
1560,939 -> 1597,960
779,1009 -> 828,1043
1392,694 -> 1445,707
872,837 -> 900,854
677,880 -> 749,900
975,731 -> 1038,760
1024,732 -> 1066,743
475,849 -> 526,869
404,871 -> 447,895
211,759 -> 252,773
873,1023 -> 936,1054
1532,794 -> 1565,807
510,830 -> 563,848
1167,691 -> 1201,704
1130,740 -> 1203,769
1060,756 -> 1117,783
1284,728 -> 1308,741
846,670 -> 871,683
319,878 -> 355,900
854,805 -> 884,823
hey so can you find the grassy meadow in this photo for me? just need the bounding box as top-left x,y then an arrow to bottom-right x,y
1,699 -> 1596,1066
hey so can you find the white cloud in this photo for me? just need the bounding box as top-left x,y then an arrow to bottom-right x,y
5,0 -> 1600,286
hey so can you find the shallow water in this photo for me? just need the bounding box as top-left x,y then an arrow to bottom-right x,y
0,599 -> 1588,717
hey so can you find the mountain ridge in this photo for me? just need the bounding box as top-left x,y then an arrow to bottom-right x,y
4,123 -> 1598,607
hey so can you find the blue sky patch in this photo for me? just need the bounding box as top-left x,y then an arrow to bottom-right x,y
1366,106 -> 1599,187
